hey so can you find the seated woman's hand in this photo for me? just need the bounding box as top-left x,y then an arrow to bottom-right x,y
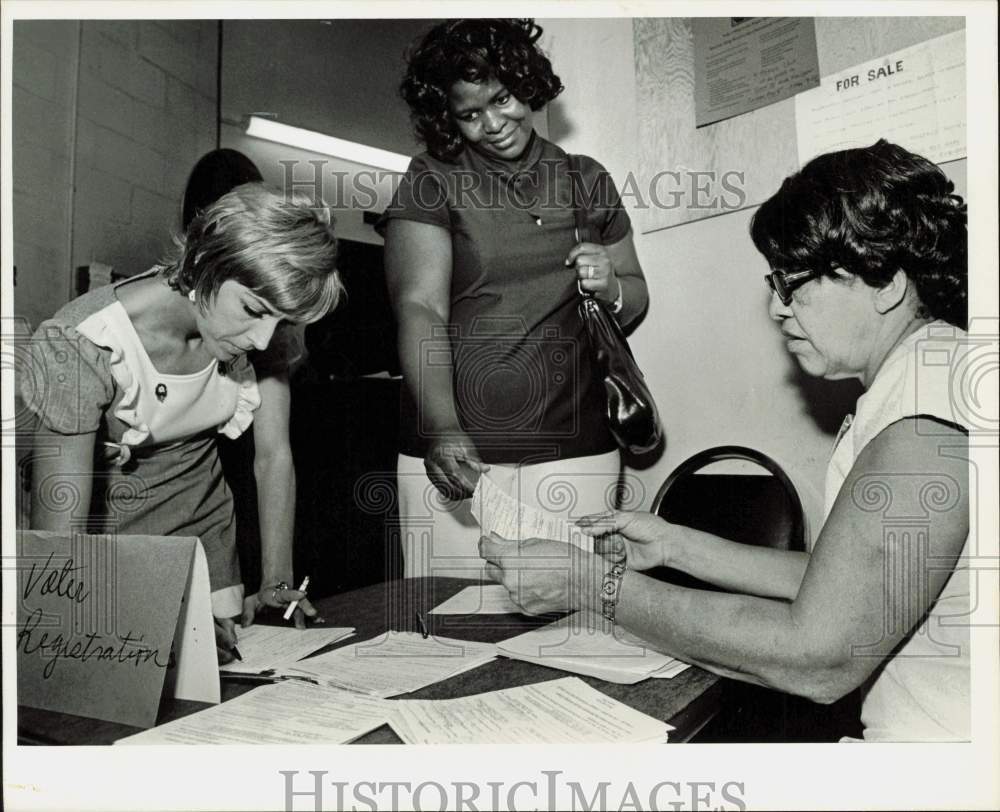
567,242 -> 620,305
424,431 -> 490,500
577,510 -> 670,571
478,532 -> 602,615
241,582 -> 320,630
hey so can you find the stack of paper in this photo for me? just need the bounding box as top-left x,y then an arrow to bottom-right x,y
115,680 -> 390,745
472,474 -> 593,552
389,676 -> 672,744
220,624 -> 355,676
285,631 -> 498,697
496,613 -> 689,684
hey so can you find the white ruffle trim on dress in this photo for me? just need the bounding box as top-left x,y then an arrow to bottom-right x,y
74,304 -> 263,465
218,362 -> 262,439
75,313 -> 152,466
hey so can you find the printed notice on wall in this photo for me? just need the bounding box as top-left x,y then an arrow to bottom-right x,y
694,17 -> 820,127
795,30 -> 965,166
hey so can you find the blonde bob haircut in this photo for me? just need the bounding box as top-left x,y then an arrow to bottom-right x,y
163,183 -> 342,323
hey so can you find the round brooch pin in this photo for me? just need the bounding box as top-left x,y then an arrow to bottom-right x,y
155,383 -> 168,402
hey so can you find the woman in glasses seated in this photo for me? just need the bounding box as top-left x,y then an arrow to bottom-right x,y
22,184 -> 342,661
480,140 -> 972,741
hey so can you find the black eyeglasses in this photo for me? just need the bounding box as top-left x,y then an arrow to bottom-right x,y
764,268 -> 820,305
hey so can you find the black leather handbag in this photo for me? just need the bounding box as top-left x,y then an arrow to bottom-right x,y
569,156 -> 663,455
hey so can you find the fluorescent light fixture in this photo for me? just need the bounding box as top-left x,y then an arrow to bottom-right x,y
245,115 -> 410,173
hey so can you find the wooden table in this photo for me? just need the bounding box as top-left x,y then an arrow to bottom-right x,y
18,577 -> 722,745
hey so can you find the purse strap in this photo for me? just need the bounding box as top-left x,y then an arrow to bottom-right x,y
567,154 -> 594,244
568,154 -> 595,298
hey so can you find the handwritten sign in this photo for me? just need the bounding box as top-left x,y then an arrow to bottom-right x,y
795,29 -> 965,165
16,531 -> 219,728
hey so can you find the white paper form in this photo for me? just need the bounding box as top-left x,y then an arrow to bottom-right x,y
429,584 -> 525,615
285,631 -> 498,698
472,474 -> 593,552
496,613 -> 688,684
219,624 -> 355,675
795,30 -> 965,165
389,676 -> 672,744
115,680 -> 390,745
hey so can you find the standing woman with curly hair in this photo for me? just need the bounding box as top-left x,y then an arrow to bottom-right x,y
379,19 -> 648,578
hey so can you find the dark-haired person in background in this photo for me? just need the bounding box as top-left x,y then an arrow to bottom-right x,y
23,184 -> 342,661
183,149 -> 309,622
379,18 -> 648,577
482,140 -> 972,741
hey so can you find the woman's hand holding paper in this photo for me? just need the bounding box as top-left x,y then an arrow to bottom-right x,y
479,532 -> 602,616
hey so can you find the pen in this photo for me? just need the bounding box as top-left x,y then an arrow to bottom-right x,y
221,672 -> 274,684
220,673 -> 320,686
415,611 -> 429,639
283,575 -> 310,621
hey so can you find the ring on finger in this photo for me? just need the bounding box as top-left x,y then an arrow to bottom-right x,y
586,265 -> 595,279
271,581 -> 290,604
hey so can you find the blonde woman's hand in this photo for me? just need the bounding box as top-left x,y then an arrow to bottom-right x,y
242,582 -> 319,630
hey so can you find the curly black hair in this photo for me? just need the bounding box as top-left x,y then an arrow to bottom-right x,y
400,18 -> 564,162
750,139 -> 967,329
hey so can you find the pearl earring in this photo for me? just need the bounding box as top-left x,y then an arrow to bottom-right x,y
187,289 -> 197,303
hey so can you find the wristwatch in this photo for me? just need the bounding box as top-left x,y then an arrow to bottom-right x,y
601,561 -> 627,624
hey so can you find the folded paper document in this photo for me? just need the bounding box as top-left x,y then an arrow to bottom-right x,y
17,530 -> 218,729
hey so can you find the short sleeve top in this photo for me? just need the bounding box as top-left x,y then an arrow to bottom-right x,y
20,274 -> 261,464
377,133 -> 631,464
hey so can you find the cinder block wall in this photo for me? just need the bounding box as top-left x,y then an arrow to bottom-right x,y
12,20 -> 218,329
12,22 -> 78,332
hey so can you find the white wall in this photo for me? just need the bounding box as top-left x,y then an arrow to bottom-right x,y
540,18 -> 967,537
71,21 -> 218,282
12,20 -> 218,328
12,22 -> 79,331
